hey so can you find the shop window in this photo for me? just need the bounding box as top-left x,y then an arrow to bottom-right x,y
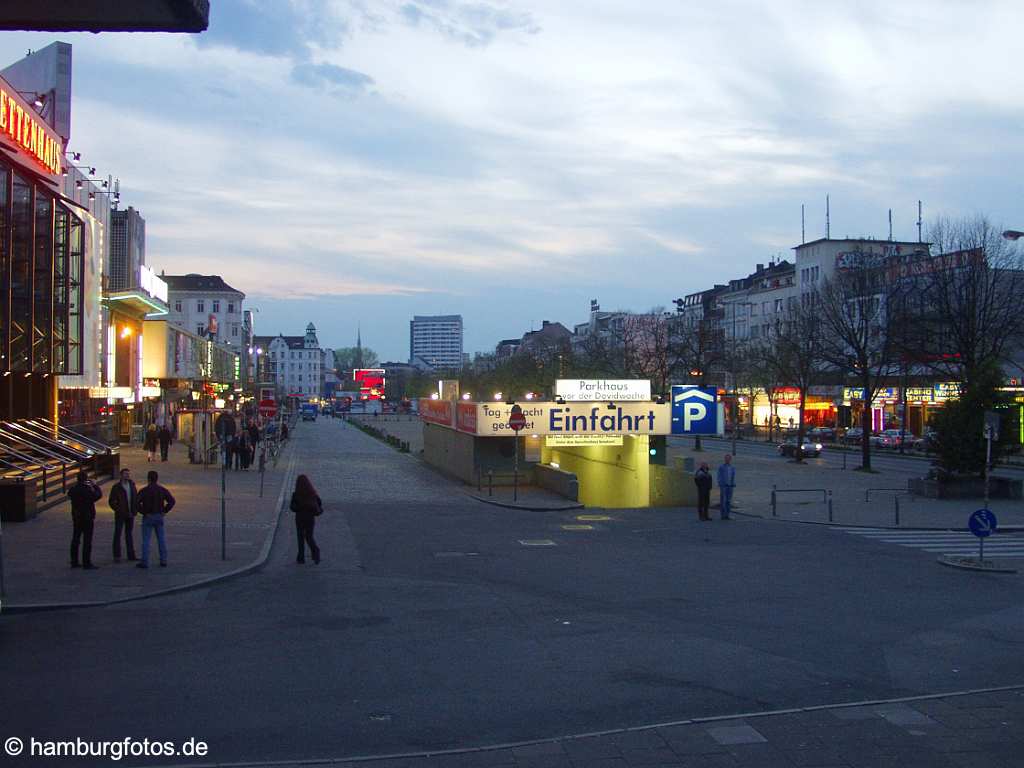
52,206 -> 69,372
9,174 -> 32,370
33,191 -> 53,371
0,168 -> 7,361
67,214 -> 83,375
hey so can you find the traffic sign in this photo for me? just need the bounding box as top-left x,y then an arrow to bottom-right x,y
670,385 -> 718,434
969,508 -> 998,538
508,404 -> 527,432
258,399 -> 278,417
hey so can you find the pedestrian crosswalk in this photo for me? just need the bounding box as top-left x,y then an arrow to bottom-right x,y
835,527 -> 1024,558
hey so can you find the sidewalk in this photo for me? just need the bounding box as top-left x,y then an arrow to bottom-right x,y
671,442 -> 1024,530
468,484 -> 584,511
0,439 -> 295,611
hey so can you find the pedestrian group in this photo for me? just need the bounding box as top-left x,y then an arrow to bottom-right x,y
692,453 -> 737,521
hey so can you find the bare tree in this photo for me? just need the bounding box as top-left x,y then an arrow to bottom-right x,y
670,314 -> 724,450
768,299 -> 826,462
816,261 -> 902,471
913,215 -> 1024,387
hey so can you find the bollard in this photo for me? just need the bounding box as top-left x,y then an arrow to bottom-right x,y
771,484 -> 777,517
827,490 -> 833,522
41,468 -> 47,501
894,495 -> 900,527
488,470 -> 493,498
62,463 -> 67,492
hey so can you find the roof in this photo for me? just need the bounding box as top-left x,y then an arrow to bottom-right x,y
162,273 -> 245,297
412,315 -> 462,323
793,237 -> 930,250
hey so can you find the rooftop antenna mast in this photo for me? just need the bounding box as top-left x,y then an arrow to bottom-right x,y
917,200 -> 923,243
826,194 -> 831,239
888,209 -> 893,241
801,204 -> 805,244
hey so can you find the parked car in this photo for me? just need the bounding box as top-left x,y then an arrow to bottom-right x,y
807,427 -> 836,442
778,437 -> 823,458
843,427 -> 864,444
913,429 -> 938,452
872,429 -> 912,449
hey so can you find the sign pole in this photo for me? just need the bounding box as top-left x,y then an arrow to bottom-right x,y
514,436 -> 519,502
221,460 -> 227,561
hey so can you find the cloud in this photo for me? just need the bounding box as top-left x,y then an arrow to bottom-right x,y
291,62 -> 375,94
396,1 -> 540,46
197,0 -> 347,60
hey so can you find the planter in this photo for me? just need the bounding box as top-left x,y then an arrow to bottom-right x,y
909,475 -> 1023,500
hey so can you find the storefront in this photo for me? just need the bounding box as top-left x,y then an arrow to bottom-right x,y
0,75 -> 86,421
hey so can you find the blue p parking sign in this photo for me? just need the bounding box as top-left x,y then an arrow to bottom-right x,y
671,385 -> 718,435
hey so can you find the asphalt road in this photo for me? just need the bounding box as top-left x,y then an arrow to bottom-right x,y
2,420 -> 1022,766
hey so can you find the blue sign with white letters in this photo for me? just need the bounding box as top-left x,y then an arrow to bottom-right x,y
969,509 -> 998,538
671,385 -> 718,435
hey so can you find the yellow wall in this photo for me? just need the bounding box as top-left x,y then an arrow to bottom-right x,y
142,320 -> 169,379
542,435 -> 650,508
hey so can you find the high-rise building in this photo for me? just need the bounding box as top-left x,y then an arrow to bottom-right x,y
108,207 -> 146,291
409,314 -> 463,370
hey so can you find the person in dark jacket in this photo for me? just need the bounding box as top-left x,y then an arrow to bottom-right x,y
223,433 -> 235,470
694,462 -> 712,522
144,423 -> 158,462
158,424 -> 173,462
136,470 -> 176,568
235,430 -> 250,470
289,474 -> 322,564
108,467 -> 138,560
247,423 -> 260,465
68,470 -> 102,569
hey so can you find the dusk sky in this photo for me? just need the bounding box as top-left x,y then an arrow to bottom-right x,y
1,1 -> 1021,360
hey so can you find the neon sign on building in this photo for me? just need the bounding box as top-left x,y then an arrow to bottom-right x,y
0,78 -> 63,177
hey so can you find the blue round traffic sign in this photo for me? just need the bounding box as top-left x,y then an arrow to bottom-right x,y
968,509 -> 998,538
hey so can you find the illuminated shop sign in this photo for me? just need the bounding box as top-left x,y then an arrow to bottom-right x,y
0,78 -> 63,177
933,382 -> 960,401
474,402 -> 671,436
555,379 -> 651,402
905,387 -> 933,402
775,387 -> 801,405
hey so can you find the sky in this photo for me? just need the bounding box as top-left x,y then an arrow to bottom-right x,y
1,1 -> 1022,360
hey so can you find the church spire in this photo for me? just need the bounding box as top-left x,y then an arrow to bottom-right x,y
355,324 -> 364,370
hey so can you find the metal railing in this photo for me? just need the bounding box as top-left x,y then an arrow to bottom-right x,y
770,485 -> 831,519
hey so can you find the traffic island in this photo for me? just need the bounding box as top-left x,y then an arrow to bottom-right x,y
937,555 -> 1018,574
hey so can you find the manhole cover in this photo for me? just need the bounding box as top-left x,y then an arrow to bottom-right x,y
519,539 -> 557,547
577,514 -> 611,521
561,524 -> 594,530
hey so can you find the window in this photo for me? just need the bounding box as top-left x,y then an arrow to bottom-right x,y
232,324 -> 239,337
213,300 -> 220,313
197,325 -> 206,336
174,300 -> 182,313
197,300 -> 205,313
228,302 -> 235,313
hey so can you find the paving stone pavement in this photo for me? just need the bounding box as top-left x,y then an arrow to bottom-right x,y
245,688 -> 1024,768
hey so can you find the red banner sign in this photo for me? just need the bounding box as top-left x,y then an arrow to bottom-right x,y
456,402 -> 478,433
419,398 -> 453,427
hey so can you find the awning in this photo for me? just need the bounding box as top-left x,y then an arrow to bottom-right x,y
104,289 -> 169,318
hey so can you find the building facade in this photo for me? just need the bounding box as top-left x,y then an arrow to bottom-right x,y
409,314 -> 463,370
255,323 -> 322,401
108,206 -> 145,291
163,273 -> 246,348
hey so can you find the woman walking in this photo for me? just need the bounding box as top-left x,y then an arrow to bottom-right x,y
289,474 -> 322,564
144,423 -> 158,462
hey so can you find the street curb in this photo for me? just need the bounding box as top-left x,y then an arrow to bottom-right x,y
126,682 -> 1024,768
467,493 -> 584,512
1,445 -> 298,614
738,510 -> 1024,533
937,555 -> 1019,574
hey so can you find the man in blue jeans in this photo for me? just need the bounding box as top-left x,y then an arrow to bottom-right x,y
716,453 -> 736,520
136,470 -> 176,568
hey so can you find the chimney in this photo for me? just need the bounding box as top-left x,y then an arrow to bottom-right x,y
756,263 -> 764,273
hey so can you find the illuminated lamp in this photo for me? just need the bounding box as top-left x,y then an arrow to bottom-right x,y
493,392 -> 503,401
120,326 -> 132,338
461,393 -> 471,400
430,393 -> 440,400
75,180 -> 83,189
524,392 -> 534,400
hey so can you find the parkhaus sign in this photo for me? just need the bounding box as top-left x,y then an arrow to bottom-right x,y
555,379 -> 651,402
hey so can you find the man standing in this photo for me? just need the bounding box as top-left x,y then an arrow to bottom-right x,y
158,424 -> 173,462
136,470 -> 176,569
694,462 -> 712,521
68,471 -> 102,569
108,468 -> 138,561
716,454 -> 736,520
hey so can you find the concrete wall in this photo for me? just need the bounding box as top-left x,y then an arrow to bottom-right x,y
535,464 -> 579,501
422,425 -> 535,485
650,457 -> 698,507
541,435 -> 650,508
